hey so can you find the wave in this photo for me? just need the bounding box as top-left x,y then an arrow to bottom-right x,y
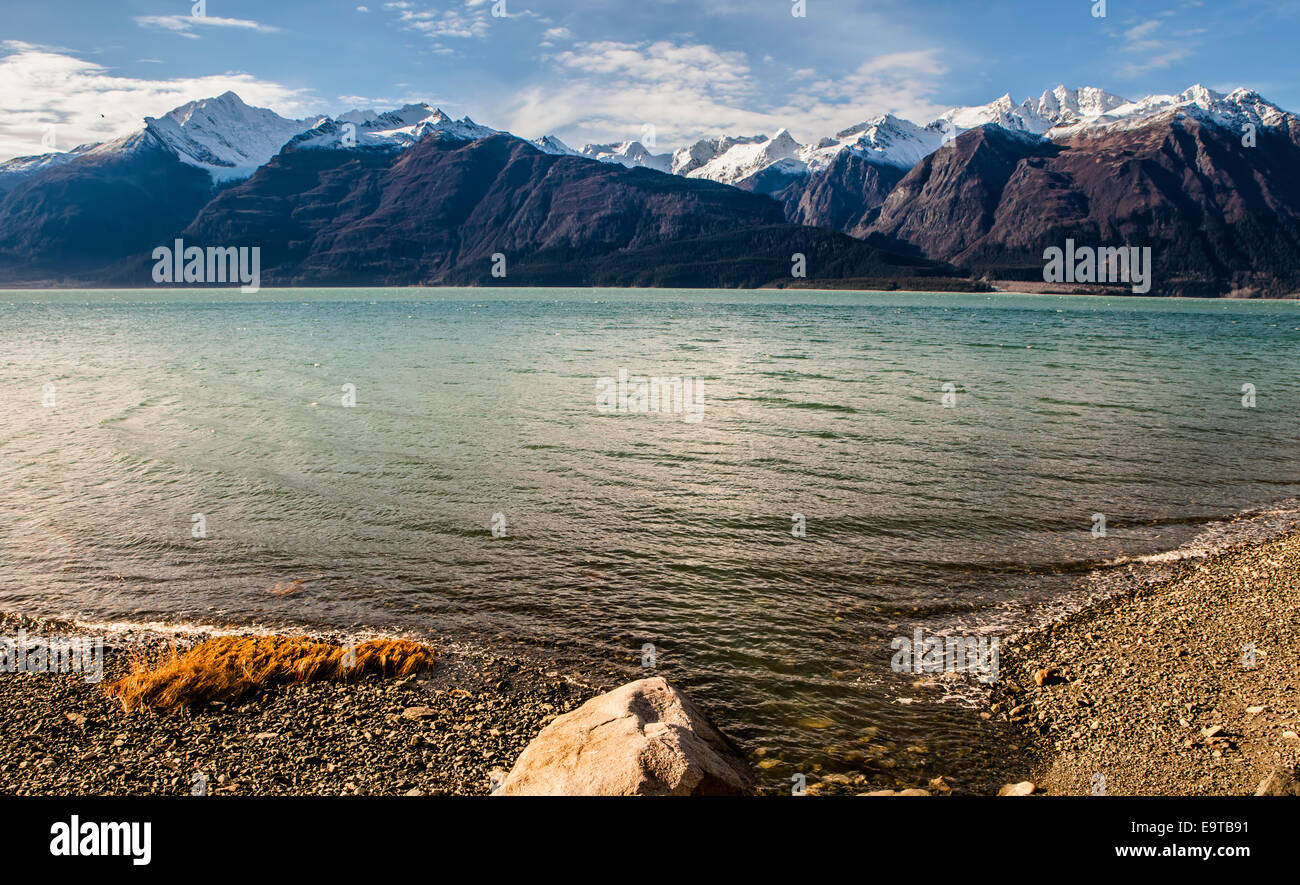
984,496 -> 1300,639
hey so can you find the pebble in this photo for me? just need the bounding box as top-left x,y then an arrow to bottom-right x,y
997,781 -> 1036,796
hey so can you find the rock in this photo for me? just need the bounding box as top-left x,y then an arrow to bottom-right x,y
401,706 -> 438,720
497,677 -> 753,796
859,787 -> 931,796
1034,668 -> 1065,687
1254,767 -> 1300,796
928,775 -> 954,794
997,781 -> 1036,796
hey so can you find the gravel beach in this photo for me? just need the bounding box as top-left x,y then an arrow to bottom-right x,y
991,533 -> 1300,795
0,614 -> 601,796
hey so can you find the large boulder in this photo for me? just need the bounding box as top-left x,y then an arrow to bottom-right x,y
497,677 -> 754,796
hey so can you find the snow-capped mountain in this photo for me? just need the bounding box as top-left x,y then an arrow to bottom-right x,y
587,115 -> 946,195
669,134 -> 768,176
0,91 -> 322,188
928,85 -> 1129,135
143,91 -> 326,182
934,93 -> 1052,134
564,88 -> 1121,185
1035,85 -> 1131,127
1050,85 -> 1291,137
0,143 -> 96,194
0,94 -> 495,188
803,114 -> 947,171
3,83 -> 1298,296
295,103 -> 497,151
567,84 -> 1290,189
682,129 -> 802,185
7,83 -> 1286,198
531,134 -> 578,156
866,85 -> 1300,297
562,98 -> 1038,183
579,140 -> 672,173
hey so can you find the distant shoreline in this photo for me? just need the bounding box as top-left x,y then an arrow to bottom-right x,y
1,280 -> 1297,298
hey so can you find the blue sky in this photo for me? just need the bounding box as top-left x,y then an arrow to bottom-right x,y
3,0 -> 1298,159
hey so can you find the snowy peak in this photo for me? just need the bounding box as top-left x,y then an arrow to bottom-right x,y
1036,85 -> 1130,125
144,91 -> 326,182
670,134 -> 768,176
1049,84 -> 1291,136
593,84 -> 1295,189
684,129 -> 804,185
0,143 -> 96,192
1222,88 -> 1291,128
807,114 -> 946,170
579,141 -> 672,173
936,93 -> 1051,135
531,134 -> 577,156
6,84 -> 1293,202
297,103 -> 498,151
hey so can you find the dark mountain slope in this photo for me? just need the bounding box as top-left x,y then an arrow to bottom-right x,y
865,116 -> 1300,296
744,150 -> 906,234
0,132 -> 215,282
151,133 -> 962,288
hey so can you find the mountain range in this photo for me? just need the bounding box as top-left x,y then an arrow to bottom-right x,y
1,85 -> 1297,295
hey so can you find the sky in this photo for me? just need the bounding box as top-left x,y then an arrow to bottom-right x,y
2,0 -> 1299,160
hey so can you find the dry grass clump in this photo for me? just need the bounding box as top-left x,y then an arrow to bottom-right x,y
106,635 -> 435,713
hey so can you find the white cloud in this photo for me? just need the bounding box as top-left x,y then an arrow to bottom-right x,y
0,41 -> 316,160
335,92 -> 451,112
1117,47 -> 1191,78
504,40 -> 948,150
1114,11 -> 1197,78
134,14 -> 280,38
1125,20 -> 1163,41
381,0 -> 542,50
383,0 -> 490,40
549,41 -> 754,99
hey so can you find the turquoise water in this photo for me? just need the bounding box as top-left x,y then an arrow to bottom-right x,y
2,287 -> 1299,791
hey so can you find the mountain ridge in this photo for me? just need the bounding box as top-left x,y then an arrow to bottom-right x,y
1,83 -> 1297,295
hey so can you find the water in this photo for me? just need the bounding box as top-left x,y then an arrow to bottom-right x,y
3,287 -> 1299,791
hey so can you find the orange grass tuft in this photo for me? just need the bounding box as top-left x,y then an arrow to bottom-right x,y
106,635 -> 435,713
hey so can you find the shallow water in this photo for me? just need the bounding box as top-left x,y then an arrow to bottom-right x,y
3,287 -> 1299,791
